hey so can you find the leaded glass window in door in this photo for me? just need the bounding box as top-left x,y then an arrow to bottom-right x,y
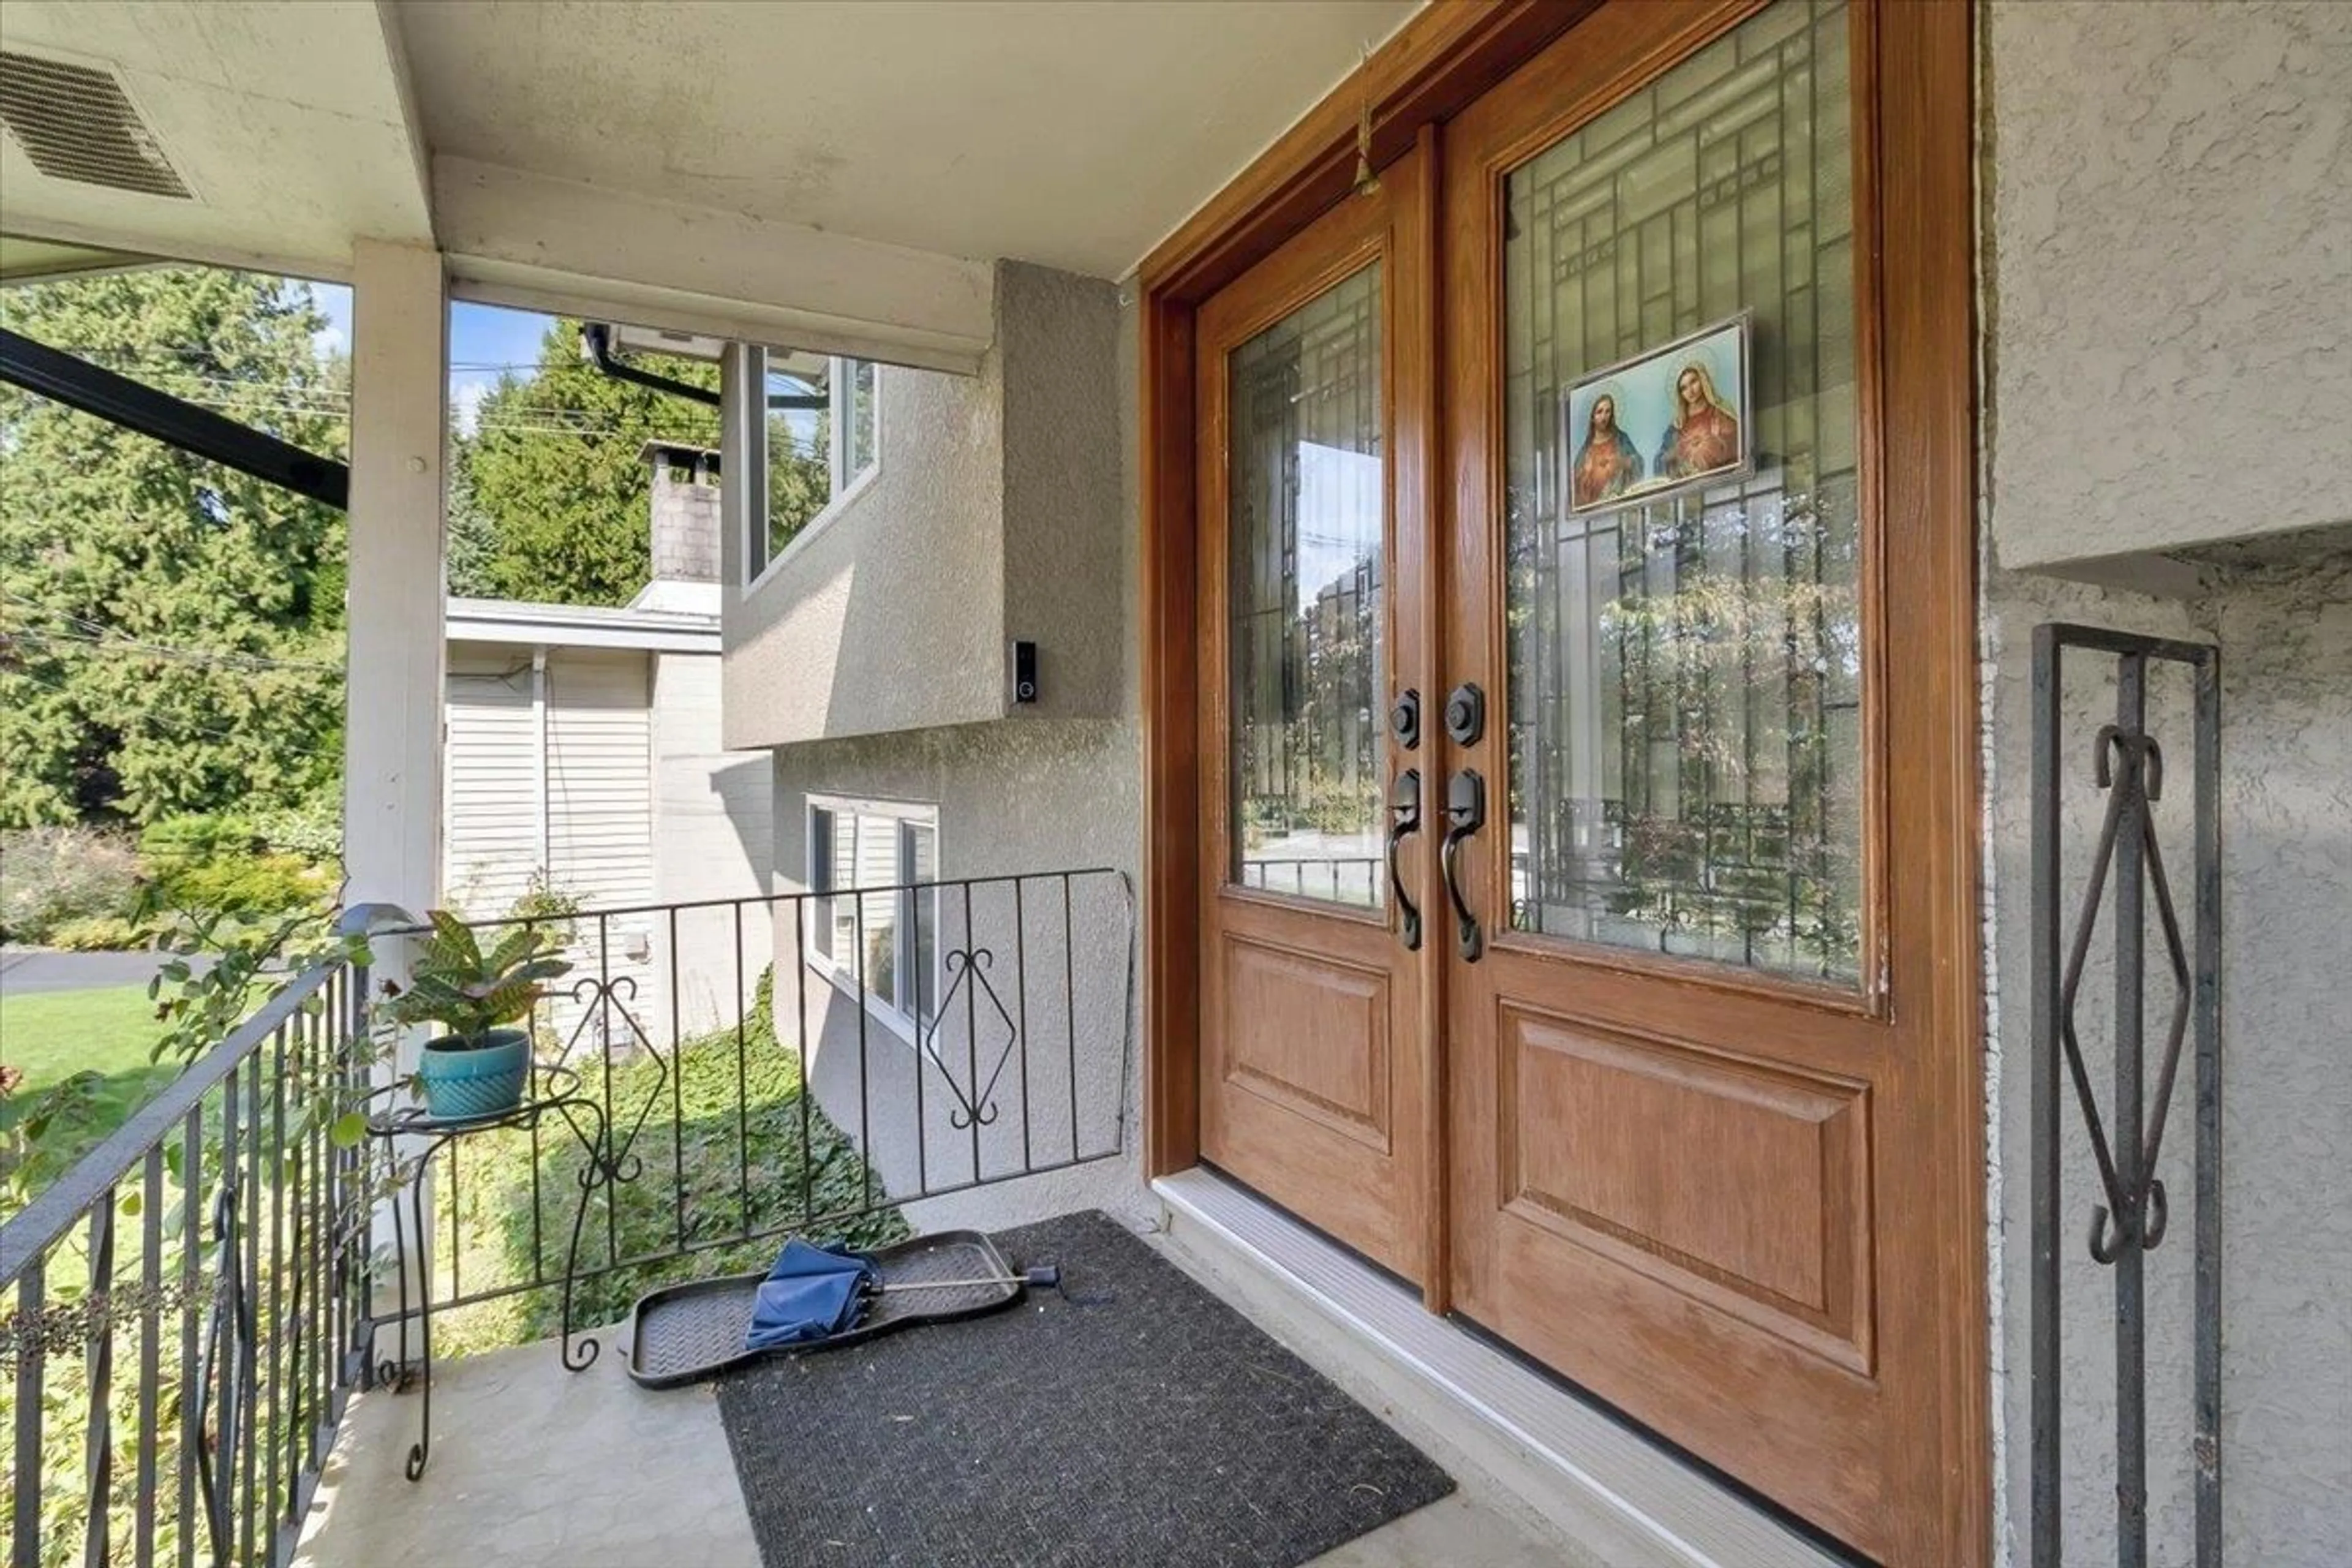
1502,0 -> 1861,981
1226,265 -> 1387,911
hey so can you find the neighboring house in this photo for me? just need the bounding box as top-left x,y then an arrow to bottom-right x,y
720,266 -> 1131,1232
443,443 -> 774,1048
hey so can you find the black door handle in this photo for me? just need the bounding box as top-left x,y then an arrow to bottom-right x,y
1442,768 -> 1485,961
1387,768 -> 1422,951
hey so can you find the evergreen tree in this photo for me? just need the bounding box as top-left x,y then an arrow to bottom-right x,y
0,268 -> 348,826
443,446 -> 497,599
455,319 -> 720,606
453,319 -> 839,605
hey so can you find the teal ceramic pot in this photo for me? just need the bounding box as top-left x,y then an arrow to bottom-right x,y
417,1028 -> 531,1119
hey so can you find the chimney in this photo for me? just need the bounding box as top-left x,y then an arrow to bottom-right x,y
643,440 -> 722,584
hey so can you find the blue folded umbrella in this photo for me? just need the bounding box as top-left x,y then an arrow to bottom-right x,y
744,1239 -> 878,1351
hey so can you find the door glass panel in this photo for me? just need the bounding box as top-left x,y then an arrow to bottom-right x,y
1227,263 -> 1387,910
1503,0 -> 1861,982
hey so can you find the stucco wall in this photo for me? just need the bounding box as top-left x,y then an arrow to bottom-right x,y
1984,0 -> 2352,590
767,717 -> 1145,1233
722,259 -> 1126,746
1980,559 -> 2352,1568
1001,262 -> 1128,722
756,281 -> 1150,1234
721,338 -> 1005,743
1984,7 -> 2352,1561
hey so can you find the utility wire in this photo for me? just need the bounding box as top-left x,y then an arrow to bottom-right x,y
2,618 -> 341,674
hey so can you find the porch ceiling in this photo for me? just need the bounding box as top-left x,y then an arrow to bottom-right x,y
0,1 -> 432,281
3,1 -> 1416,293
390,0 -> 1419,282
2,1 -> 1415,361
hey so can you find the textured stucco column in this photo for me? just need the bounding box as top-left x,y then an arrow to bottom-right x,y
343,240 -> 447,922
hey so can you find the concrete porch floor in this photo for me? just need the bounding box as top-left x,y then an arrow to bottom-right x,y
292,1275 -> 1580,1568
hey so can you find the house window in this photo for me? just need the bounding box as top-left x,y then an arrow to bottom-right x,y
807,797 -> 937,1031
757,352 -> 880,570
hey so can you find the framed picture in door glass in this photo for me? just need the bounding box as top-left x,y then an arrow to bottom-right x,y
1562,313 -> 1752,516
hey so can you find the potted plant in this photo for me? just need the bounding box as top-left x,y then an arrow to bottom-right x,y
379,913 -> 571,1118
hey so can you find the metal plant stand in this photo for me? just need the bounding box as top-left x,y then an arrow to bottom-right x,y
360,1065 -> 618,1480
2030,624 -> 2222,1567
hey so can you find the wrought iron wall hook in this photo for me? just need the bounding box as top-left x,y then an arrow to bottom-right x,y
2098,1213 -> 2135,1269
2089,1204 -> 2128,1265
2089,1180 -> 2170,1267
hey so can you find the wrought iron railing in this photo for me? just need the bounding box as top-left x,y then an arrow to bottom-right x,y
368,865 -> 1135,1352
1,959 -> 372,1568
2030,624 -> 2222,1568
2,865 -> 1132,1564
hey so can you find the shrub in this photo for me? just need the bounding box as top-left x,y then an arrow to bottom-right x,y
150,853 -> 328,919
138,813 -> 256,865
247,799 -> 344,863
0,825 -> 145,944
138,815 -> 331,919
503,872 -> 584,943
45,915 -> 150,952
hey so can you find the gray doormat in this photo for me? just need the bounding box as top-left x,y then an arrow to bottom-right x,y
714,1210 -> 1454,1567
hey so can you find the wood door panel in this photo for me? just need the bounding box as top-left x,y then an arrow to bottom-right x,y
1221,933 -> 1392,1149
1436,3 -> 1984,1561
1147,0 -> 1981,1555
1482,1214 -> 1888,1534
1482,940 -> 1889,1080
1194,146 -> 1434,1287
1496,1003 -> 1873,1368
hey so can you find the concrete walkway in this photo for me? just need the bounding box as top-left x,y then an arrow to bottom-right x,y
0,947 -> 208,995
294,1314 -> 1575,1568
295,1333 -> 762,1568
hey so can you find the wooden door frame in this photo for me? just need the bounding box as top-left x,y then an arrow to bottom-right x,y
1139,0 -> 1590,1185
1137,2 -> 1986,1561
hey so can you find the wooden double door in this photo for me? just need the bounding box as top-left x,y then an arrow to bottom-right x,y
1188,3 -> 1981,1562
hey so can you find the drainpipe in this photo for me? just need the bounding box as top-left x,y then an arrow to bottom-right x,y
582,322 -> 828,411
533,647 -> 551,876
580,323 -> 720,407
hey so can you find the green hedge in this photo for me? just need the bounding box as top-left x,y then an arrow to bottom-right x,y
0,815 -> 337,948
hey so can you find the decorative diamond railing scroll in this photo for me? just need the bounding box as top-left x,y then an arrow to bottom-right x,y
2030,625 -> 2222,1568
2057,725 -> 2195,1264
559,970 -> 668,1182
917,947 -> 1021,1132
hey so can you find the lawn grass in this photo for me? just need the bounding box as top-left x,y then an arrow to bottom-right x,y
0,984 -> 179,1193
0,982 -> 168,1095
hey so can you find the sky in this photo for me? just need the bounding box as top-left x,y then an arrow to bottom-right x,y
448,301 -> 556,435
303,282 -> 554,435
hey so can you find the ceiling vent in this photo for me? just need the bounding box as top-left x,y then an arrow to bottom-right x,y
0,50 -> 190,199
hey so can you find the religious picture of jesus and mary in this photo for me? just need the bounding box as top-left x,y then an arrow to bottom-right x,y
1562,315 -> 1752,517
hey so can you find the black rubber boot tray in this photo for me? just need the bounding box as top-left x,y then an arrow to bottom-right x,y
624,1230 -> 1023,1389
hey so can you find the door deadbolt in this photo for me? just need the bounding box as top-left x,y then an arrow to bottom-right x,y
1390,689 -> 1421,752
1444,683 -> 1485,747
